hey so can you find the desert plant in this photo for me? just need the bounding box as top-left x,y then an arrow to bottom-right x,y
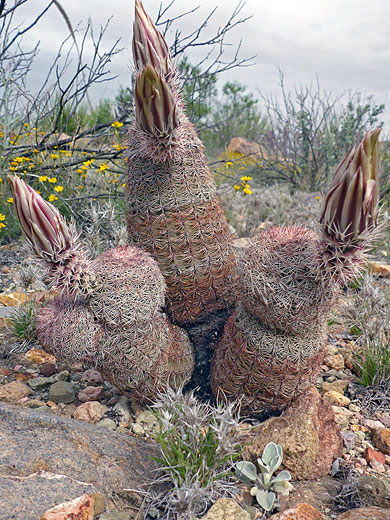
235,443 -> 292,512
353,341 -> 390,387
6,299 -> 38,345
145,386 -> 242,519
9,174 -> 194,400
125,0 -> 237,330
212,128 -> 382,414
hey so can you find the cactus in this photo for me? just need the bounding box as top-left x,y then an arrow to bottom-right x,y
212,129 -> 381,414
10,175 -> 194,401
125,0 -> 236,328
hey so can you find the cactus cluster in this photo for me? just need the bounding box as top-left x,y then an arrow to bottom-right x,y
10,175 -> 194,401
8,1 -> 383,414
211,129 -> 381,414
125,0 -> 236,328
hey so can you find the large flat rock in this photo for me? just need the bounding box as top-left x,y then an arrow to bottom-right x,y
0,403 -> 158,519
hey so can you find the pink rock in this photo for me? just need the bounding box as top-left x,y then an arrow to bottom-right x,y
362,418 -> 385,431
14,365 -> 23,372
73,402 -> 107,423
373,428 -> 390,455
0,381 -> 33,402
323,353 -> 344,370
364,447 -> 386,465
81,369 -> 103,385
269,503 -> 325,519
243,388 -> 342,480
40,493 -> 94,519
374,412 -> 390,428
78,386 -> 104,403
370,460 -> 385,473
39,363 -> 56,377
338,506 -> 390,519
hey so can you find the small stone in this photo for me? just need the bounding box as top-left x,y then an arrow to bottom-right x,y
49,381 -> 75,404
326,344 -> 339,356
332,406 -> 354,429
364,447 -> 386,465
324,353 -> 345,370
342,431 -> 357,451
2,266 -> 9,274
97,418 -> 116,430
99,513 -> 134,520
349,404 -> 361,413
25,347 -> 55,365
324,391 -> 351,407
201,498 -> 250,520
356,431 -> 366,442
78,386 -> 104,403
91,493 -> 105,516
268,502 -> 325,519
73,401 -> 107,423
81,369 -> 103,385
374,412 -> 390,428
362,418 -> 386,431
356,457 -> 368,467
132,423 -> 145,435
22,399 -> 47,408
326,376 -> 336,382
338,506 -> 390,520
40,493 -> 94,520
28,376 -> 55,391
55,370 -> 70,382
370,460 -> 386,472
113,396 -> 132,423
0,381 -> 32,402
39,363 -> 56,377
320,380 -> 348,394
135,410 -> 158,432
373,428 -> 390,455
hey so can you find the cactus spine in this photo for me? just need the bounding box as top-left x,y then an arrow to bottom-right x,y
125,0 -> 236,328
211,129 -> 381,414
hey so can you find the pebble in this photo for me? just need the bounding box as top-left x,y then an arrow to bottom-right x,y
132,423 -> 145,435
55,370 -> 70,382
364,447 -> 386,465
321,380 -> 348,394
39,363 -> 56,377
49,381 -> 75,404
97,418 -> 117,430
342,431 -> 357,451
324,353 -> 345,370
356,431 -> 366,442
81,369 -> 104,385
27,376 -> 55,391
370,460 -> 386,473
73,401 -> 107,423
79,385 -> 104,402
324,391 -> 351,407
113,396 -> 132,423
22,399 -> 47,408
332,406 -> 354,429
373,428 -> 390,455
0,381 -> 33,402
135,410 -> 158,433
349,404 -> 361,413
362,418 -> 385,431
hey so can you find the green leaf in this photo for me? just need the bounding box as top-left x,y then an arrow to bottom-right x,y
235,461 -> 258,484
271,470 -> 291,483
256,489 -> 276,511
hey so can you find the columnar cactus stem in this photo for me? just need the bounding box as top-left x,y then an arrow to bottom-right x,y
211,129 -> 382,414
126,1 -> 236,330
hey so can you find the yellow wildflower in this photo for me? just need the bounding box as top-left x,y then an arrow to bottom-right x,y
226,161 -> 233,167
111,121 -> 123,128
0,214 -> 5,221
54,185 -> 64,193
243,187 -> 252,195
122,183 -> 126,188
78,185 -> 83,190
39,176 -> 48,182
48,177 -> 57,183
0,222 -> 5,229
113,144 -> 127,151
33,149 -> 39,154
98,164 -> 108,172
36,190 -> 41,195
315,196 -> 320,200
9,167 -> 17,171
240,176 -> 253,182
48,194 -> 58,202
77,169 -> 83,174
0,131 -> 3,138
7,197 -> 14,203
234,185 -> 241,191
51,154 -> 59,160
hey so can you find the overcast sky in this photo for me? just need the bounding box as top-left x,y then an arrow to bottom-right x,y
10,0 -> 390,130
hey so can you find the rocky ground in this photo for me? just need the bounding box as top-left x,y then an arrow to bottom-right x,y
0,240 -> 390,520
